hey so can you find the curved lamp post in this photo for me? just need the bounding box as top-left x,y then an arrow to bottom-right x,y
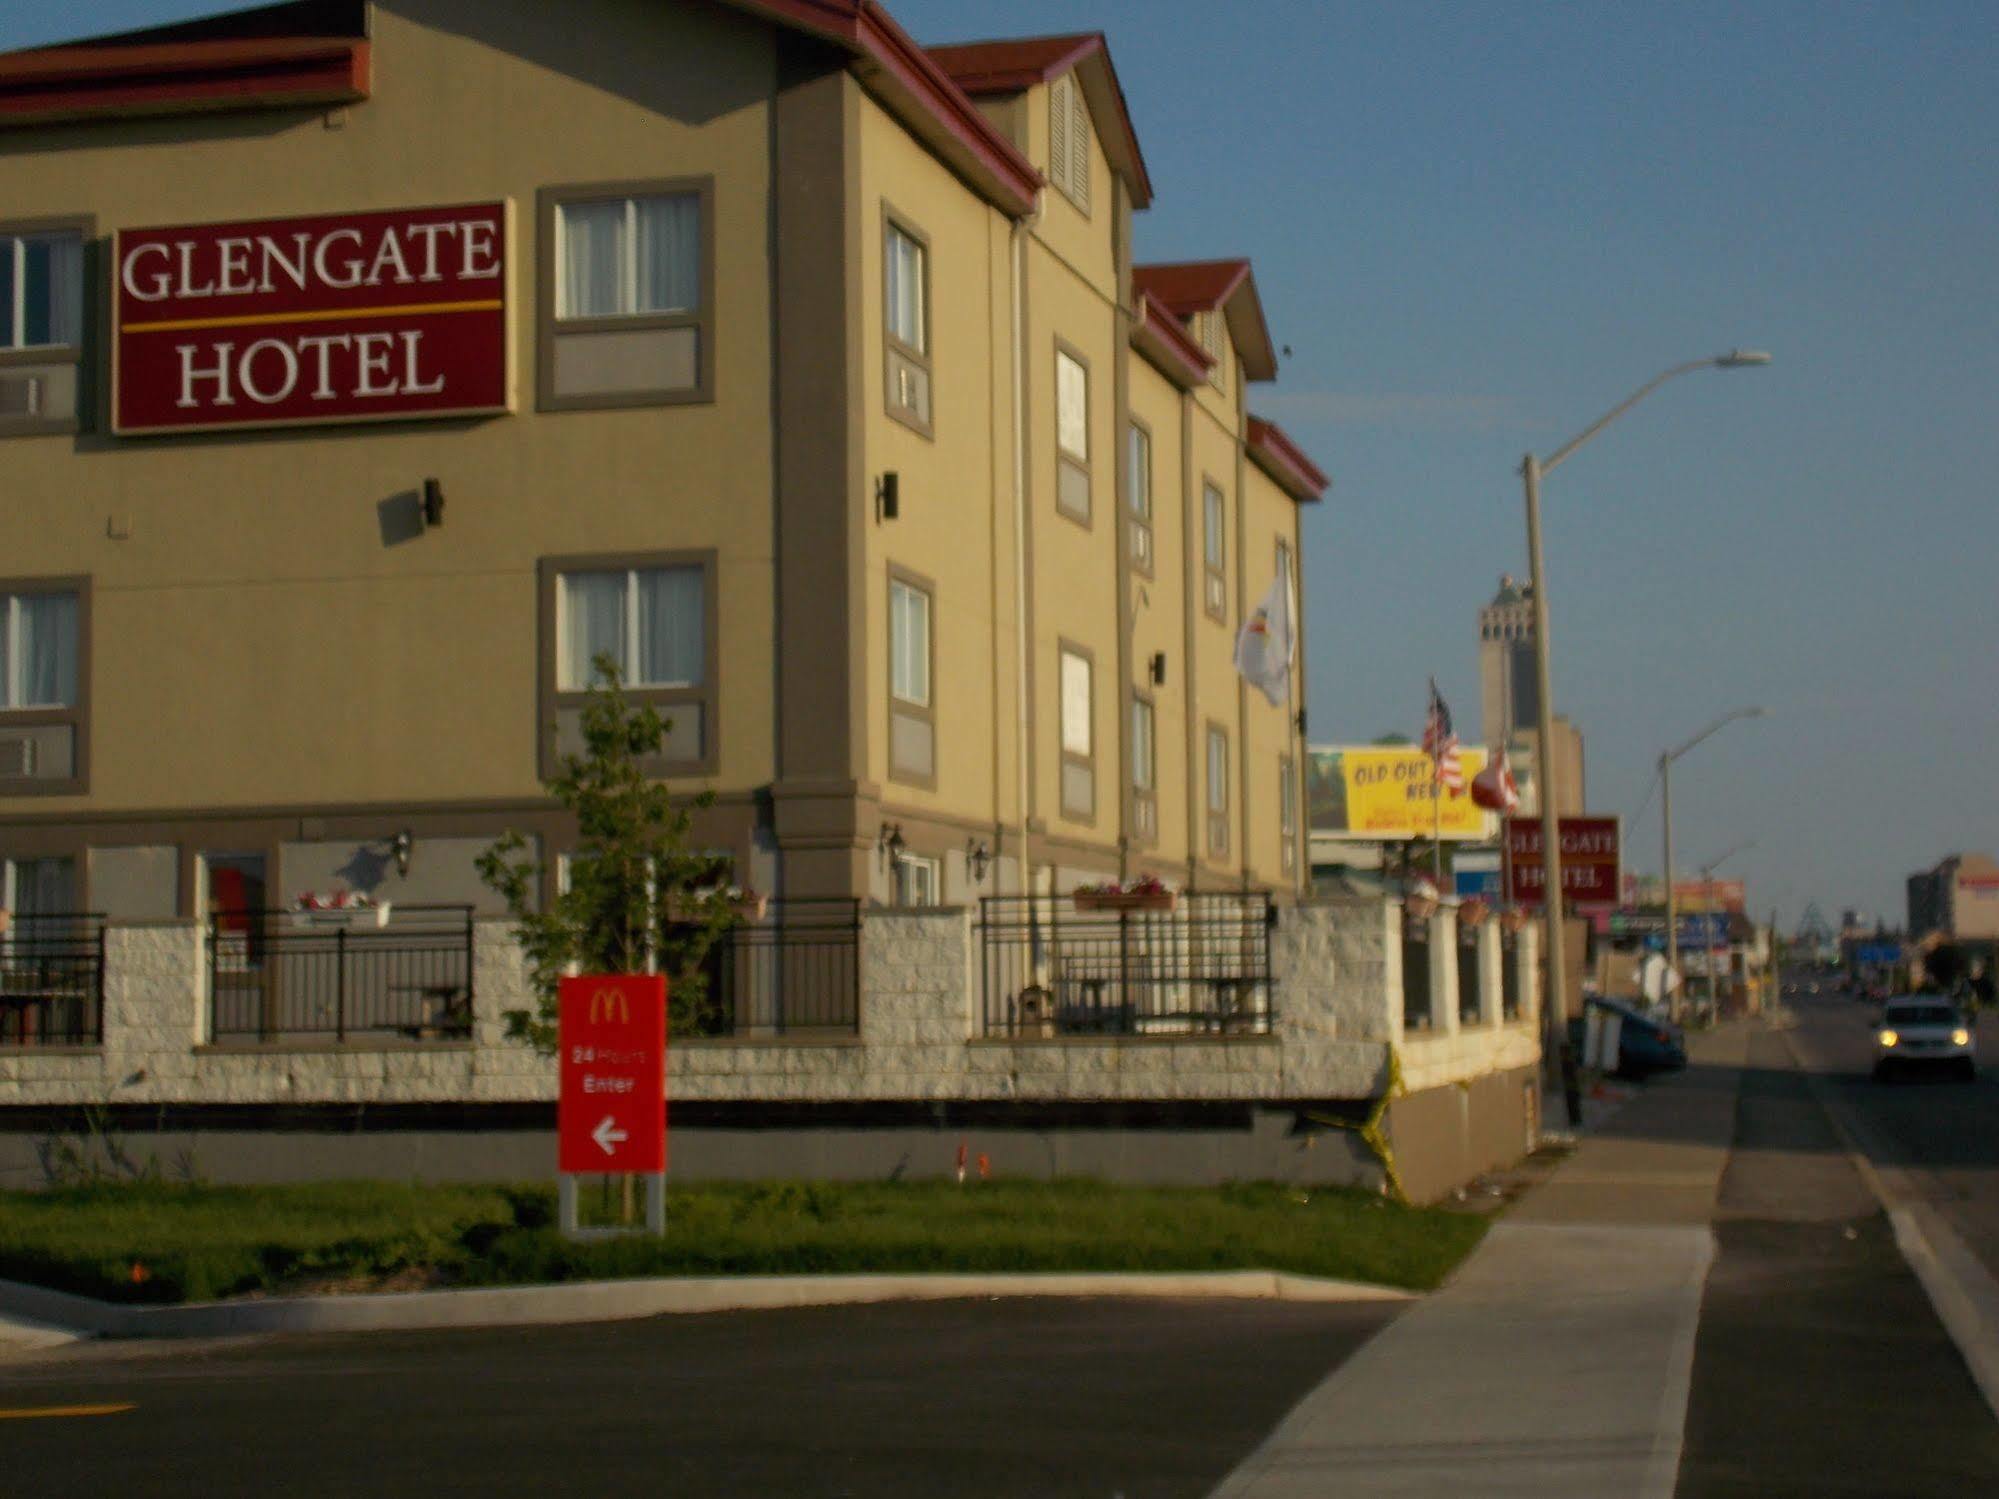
1663,708 -> 1766,1018
1520,350 -> 1770,1095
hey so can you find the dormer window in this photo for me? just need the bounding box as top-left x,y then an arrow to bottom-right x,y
1048,73 -> 1091,213
1199,309 -> 1226,393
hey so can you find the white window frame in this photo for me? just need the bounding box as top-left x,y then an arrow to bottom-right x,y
1,230 -> 83,353
555,566 -> 705,692
889,576 -> 931,709
894,851 -> 941,907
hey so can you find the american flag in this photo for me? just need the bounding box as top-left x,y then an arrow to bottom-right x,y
1424,679 -> 1464,794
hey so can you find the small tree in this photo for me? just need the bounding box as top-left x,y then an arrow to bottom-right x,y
478,655 -> 743,1051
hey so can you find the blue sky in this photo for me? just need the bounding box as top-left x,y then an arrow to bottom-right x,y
9,1 -> 1997,928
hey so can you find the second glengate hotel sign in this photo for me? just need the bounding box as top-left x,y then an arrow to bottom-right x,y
113,201 -> 512,435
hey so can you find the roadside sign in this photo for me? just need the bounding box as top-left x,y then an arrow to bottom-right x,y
1506,816 -> 1621,907
1854,943 -> 1903,966
558,975 -> 666,1175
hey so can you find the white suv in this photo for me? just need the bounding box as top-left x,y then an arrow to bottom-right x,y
1874,996 -> 1976,1082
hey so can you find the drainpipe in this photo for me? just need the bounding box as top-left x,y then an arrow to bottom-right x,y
1010,206 -> 1036,895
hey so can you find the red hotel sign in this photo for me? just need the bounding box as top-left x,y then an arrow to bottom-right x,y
1506,816 -> 1622,907
113,201 -> 511,435
557,975 -> 667,1176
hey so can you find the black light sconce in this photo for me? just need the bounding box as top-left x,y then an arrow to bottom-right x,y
876,471 -> 900,522
877,822 -> 905,863
1294,708 -> 1309,736
391,829 -> 414,878
966,839 -> 992,884
421,478 -> 445,528
1149,651 -> 1167,687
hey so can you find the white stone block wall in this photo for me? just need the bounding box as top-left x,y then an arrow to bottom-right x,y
0,903 -> 1520,1111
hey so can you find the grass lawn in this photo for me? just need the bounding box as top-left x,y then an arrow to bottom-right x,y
0,1178 -> 1487,1306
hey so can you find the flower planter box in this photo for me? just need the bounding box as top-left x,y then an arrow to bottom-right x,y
290,903 -> 391,930
1072,891 -> 1177,914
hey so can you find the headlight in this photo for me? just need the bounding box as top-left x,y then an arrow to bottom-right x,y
1953,1029 -> 1971,1047
1879,1029 -> 1899,1048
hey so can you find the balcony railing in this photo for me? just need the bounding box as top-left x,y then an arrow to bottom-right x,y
677,898 -> 860,1038
207,904 -> 473,1044
0,913 -> 105,1047
977,892 -> 1274,1038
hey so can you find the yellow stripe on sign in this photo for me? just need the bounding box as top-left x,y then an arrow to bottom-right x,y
121,299 -> 503,334
0,1403 -> 135,1421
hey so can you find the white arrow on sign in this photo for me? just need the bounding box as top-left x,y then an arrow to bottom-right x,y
591,1116 -> 628,1156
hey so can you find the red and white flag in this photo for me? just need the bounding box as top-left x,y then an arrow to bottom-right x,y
1470,745 -> 1520,813
1423,679 -> 1463,794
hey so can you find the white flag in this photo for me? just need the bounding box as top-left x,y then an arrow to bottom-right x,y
1233,571 -> 1294,707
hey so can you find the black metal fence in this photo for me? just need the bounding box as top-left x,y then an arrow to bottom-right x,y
977,893 -> 1274,1038
1458,927 -> 1484,1026
208,905 -> 473,1043
0,913 -> 106,1047
678,898 -> 860,1037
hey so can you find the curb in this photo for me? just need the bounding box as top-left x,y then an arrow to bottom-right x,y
0,1268 -> 1412,1345
1779,1023 -> 1999,1423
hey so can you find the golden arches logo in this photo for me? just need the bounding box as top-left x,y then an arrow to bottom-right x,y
588,988 -> 631,1026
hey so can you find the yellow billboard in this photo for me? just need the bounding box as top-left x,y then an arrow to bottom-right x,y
1307,746 -> 1495,841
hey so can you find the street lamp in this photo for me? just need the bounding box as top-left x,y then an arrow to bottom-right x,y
1662,708 -> 1766,1019
1519,350 -> 1770,1097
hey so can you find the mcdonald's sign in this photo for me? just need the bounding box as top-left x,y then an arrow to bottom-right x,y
558,974 -> 666,1175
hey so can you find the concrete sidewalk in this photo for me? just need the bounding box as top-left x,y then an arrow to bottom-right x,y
1211,1024 -> 1750,1498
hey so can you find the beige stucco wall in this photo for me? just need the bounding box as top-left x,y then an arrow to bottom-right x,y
0,0 -> 782,817
1127,359 -> 1190,871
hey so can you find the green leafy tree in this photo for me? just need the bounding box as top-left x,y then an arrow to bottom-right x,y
477,655 -> 743,1051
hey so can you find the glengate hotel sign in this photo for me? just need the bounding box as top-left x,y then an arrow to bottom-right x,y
112,200 -> 512,435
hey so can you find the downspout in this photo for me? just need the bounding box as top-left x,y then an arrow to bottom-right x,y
1010,205 -> 1036,894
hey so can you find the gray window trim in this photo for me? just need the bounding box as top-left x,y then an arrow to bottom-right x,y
0,215 -> 94,439
886,563 -> 938,790
0,574 -> 91,798
537,550 -> 719,780
881,204 -> 934,440
536,178 -> 716,413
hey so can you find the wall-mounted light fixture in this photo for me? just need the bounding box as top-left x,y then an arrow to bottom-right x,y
877,822 -> 905,863
391,829 -> 414,878
421,478 -> 445,528
1294,708 -> 1308,736
966,839 -> 992,884
876,471 -> 900,522
1149,651 -> 1167,687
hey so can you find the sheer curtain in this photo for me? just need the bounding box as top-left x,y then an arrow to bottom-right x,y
636,567 -> 703,687
885,227 -> 923,351
12,857 -> 76,917
42,235 -> 82,348
561,572 -> 626,688
889,581 -> 927,706
14,593 -> 76,707
635,195 -> 699,315
559,201 -> 624,319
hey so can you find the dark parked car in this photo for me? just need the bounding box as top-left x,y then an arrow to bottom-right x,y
1584,997 -> 1688,1079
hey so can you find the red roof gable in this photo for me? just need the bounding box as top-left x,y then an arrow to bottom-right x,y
1132,290 -> 1215,389
926,31 -> 1153,209
1132,259 -> 1252,318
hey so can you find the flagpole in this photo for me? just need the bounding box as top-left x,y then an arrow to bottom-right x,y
1432,757 -> 1443,882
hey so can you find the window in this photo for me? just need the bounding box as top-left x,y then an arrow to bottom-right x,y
1279,754 -> 1298,873
888,571 -> 935,785
1126,421 -> 1153,574
541,553 -> 715,776
1203,482 -> 1228,620
1131,694 -> 1157,846
0,580 -> 87,793
1206,724 -> 1230,858
893,852 -> 941,907
1048,73 -> 1091,213
1059,643 -> 1094,820
1,856 -> 75,917
1055,345 -> 1090,523
883,216 -> 931,432
540,180 -> 712,409
1,221 -> 89,436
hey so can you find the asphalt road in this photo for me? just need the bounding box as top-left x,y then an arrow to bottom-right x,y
1786,988 -> 1999,1284
1676,1022 -> 1999,1495
0,1296 -> 1399,1499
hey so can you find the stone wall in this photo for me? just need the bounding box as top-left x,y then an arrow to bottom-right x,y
1,901 -> 1539,1111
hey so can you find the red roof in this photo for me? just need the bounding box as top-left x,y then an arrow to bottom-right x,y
1132,260 -> 1252,318
1132,290 -> 1215,389
927,31 -> 1153,209
1247,416 -> 1330,503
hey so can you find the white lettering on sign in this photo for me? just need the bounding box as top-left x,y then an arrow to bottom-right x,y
582,1075 -> 636,1094
121,219 -> 503,305
172,330 -> 445,408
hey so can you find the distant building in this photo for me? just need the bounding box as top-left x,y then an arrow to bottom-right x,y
1908,853 -> 1999,942
1478,576 -> 1582,816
